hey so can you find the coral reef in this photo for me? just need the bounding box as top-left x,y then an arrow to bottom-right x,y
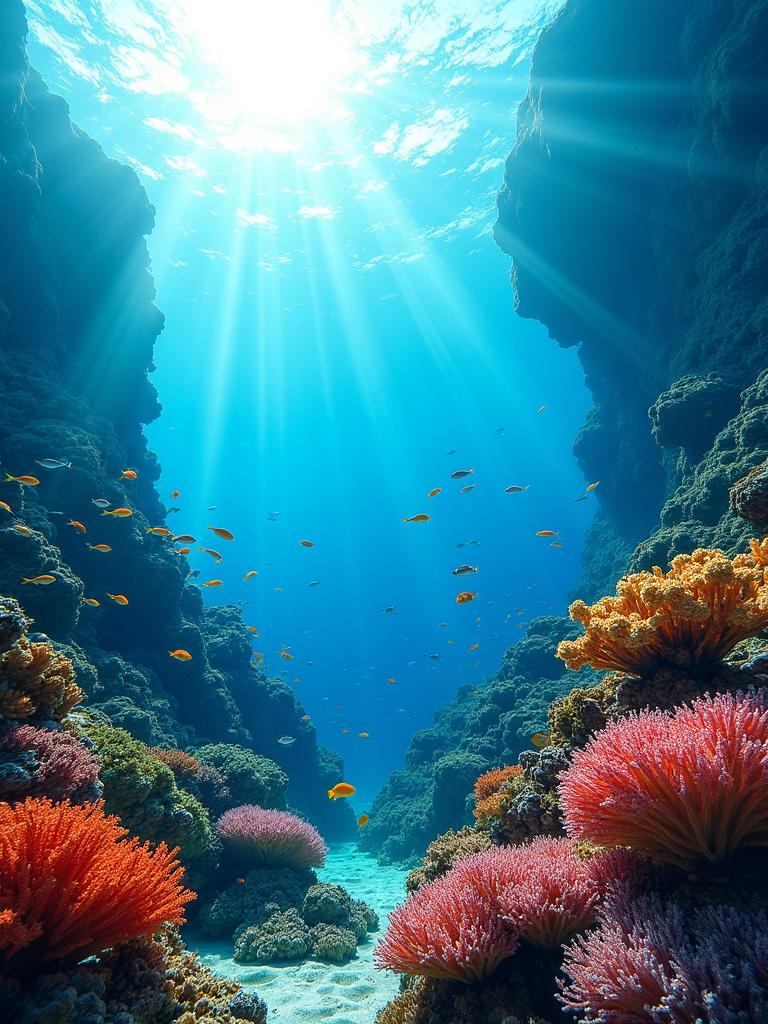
196,742 -> 288,809
216,805 -> 328,868
148,747 -> 201,782
559,692 -> 768,868
199,866 -> 317,938
492,746 -> 570,845
0,797 -> 193,970
406,826 -> 492,893
234,908 -> 311,963
0,723 -> 101,804
548,675 -> 619,748
307,923 -> 358,962
472,764 -> 523,828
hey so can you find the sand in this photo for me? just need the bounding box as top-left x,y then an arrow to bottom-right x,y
189,844 -> 408,1022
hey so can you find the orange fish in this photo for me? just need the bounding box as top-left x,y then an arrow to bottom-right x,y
300,540 -> 314,548
198,546 -> 222,561
243,571 -> 258,580
327,783 -> 356,800
146,527 -> 172,536
535,531 -> 559,538
4,474 -> 39,486
0,501 -> 12,513
169,490 -> 180,498
174,535 -> 196,544
176,547 -> 190,555
207,526 -> 234,541
341,728 -> 350,734
358,732 -> 369,738
550,542 -> 564,548
278,646 -> 294,660
11,524 -> 33,536
106,593 -> 129,605
169,650 -> 192,661
460,484 -> 476,493
101,508 -> 133,518
120,470 -> 138,480
21,575 -> 56,585
450,468 -> 474,480
87,544 -> 112,552
358,814 -> 369,827
469,643 -> 479,651
236,878 -> 245,884
202,580 -> 223,588
387,678 -> 395,684
456,592 -> 478,604
68,520 -> 86,533
335,706 -> 342,710
82,598 -> 100,606
403,514 -> 430,523
447,640 -> 454,644
248,626 -> 259,634
427,488 -> 441,498
585,481 -> 600,492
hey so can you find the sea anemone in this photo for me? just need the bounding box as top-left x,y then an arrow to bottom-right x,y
557,541 -> 768,676
0,797 -> 194,969
215,805 -> 328,869
559,692 -> 768,868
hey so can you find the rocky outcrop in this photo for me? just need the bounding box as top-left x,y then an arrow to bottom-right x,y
0,1 -> 353,839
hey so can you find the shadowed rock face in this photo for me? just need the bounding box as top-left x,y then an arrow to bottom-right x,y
0,0 -> 354,840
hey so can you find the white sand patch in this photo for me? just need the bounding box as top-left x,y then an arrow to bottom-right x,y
188,844 -> 408,1022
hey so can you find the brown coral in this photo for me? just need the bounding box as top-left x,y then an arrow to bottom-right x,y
406,826 -> 492,893
548,675 -> 621,747
0,635 -> 82,721
472,765 -> 523,827
557,541 -> 768,677
148,747 -> 201,782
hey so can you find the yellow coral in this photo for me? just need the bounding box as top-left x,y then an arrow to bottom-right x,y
557,541 -> 768,676
0,634 -> 82,722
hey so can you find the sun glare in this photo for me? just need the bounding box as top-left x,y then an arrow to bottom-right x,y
182,0 -> 359,126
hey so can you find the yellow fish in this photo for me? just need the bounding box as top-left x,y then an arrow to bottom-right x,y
469,643 -> 479,651
106,593 -> 129,605
146,527 -> 172,536
358,814 -> 369,827
82,598 -> 100,607
427,488 -> 441,498
87,544 -> 111,552
243,571 -> 258,580
535,530 -> 559,538
300,540 -> 314,547
120,470 -> 138,480
341,728 -> 350,734
68,520 -> 86,533
550,542 -> 564,548
531,732 -> 551,748
456,592 -> 478,604
0,501 -> 12,513
586,481 -> 600,492
236,878 -> 245,884
202,580 -> 223,588
21,575 -> 56,585
4,474 -> 39,486
10,524 -> 33,536
403,514 -> 430,523
169,650 -> 192,661
358,732 -> 369,738
101,508 -> 133,518
387,678 -> 395,684
207,526 -> 234,541
327,783 -> 356,800
248,626 -> 259,634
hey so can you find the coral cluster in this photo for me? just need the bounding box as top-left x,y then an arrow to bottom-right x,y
406,826 -> 492,892
216,804 -> 328,868
197,743 -> 288,809
557,542 -> 768,676
492,745 -> 570,845
0,723 -> 101,804
472,764 -> 522,827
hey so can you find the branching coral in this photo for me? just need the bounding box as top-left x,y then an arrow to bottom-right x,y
559,692 -> 768,868
472,765 -> 522,828
557,541 -> 768,676
0,634 -> 82,722
216,805 -> 328,869
0,797 -> 194,969
0,723 -> 101,804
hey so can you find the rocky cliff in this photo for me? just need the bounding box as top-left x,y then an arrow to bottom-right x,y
0,0 -> 353,839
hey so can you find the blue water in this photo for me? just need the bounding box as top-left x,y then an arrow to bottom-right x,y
27,0 -> 593,801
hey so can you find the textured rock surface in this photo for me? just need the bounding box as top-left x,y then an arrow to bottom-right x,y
0,1 -> 353,840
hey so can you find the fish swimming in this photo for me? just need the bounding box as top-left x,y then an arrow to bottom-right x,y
445,449 -> 457,455
101,508 -> 133,518
300,540 -> 314,547
573,495 -> 588,502
537,405 -> 547,414
146,527 -> 172,536
169,490 -> 180,498
403,514 -> 430,523
460,484 -> 476,493
169,650 -> 192,661
301,714 -> 311,721
4,474 -> 39,486
10,524 -> 33,536
467,540 -> 480,546
358,814 -> 369,827
358,732 -> 369,738
174,534 -> 196,544
327,783 -> 356,800
243,571 -> 258,580
427,488 -> 441,498
106,593 -> 129,605
35,459 -> 71,469
206,505 -> 217,511
453,565 -> 477,576
277,736 -> 296,746
21,575 -> 56,585
92,498 -> 111,508
176,547 -> 190,555
428,653 -> 440,660
202,580 -> 223,588
535,531 -> 559,538
456,591 -> 478,604
308,580 -> 321,587
504,485 -> 529,493
120,470 -> 138,480
82,597 -> 100,606
586,481 -> 600,492
387,678 -> 395,684
0,502 -> 12,514
87,544 -> 111,552
167,507 -> 181,513
550,542 -> 564,548
68,520 -> 86,533
198,546 -> 222,561
208,526 -> 234,540
248,626 -> 259,634
381,606 -> 396,614
186,570 -> 201,580
469,643 -> 479,651
450,468 -> 474,480
531,732 -> 551,748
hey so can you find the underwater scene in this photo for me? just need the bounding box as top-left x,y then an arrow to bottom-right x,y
0,0 -> 767,1021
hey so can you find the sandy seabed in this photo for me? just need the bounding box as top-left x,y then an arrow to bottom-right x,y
189,844 -> 407,1022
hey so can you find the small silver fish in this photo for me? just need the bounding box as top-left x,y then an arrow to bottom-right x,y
48,510 -> 64,515
35,459 -> 71,469
186,570 -> 201,580
206,505 -> 217,511
428,653 -> 440,660
277,736 -> 296,746
453,565 -> 478,576
467,540 -> 480,546
381,606 -> 396,614
92,498 -> 111,508
306,661 -> 314,666
573,495 -> 588,502
167,507 -> 181,513
445,449 -> 457,455
308,580 -> 321,587
505,485 -> 529,493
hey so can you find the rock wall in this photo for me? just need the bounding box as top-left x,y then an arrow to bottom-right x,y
0,0 -> 353,840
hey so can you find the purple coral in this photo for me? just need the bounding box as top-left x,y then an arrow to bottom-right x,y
216,805 -> 328,869
0,724 -> 102,804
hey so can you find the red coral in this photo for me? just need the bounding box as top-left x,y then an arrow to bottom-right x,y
0,797 -> 195,969
215,805 -> 328,869
373,866 -> 520,982
0,724 -> 101,804
559,692 -> 768,868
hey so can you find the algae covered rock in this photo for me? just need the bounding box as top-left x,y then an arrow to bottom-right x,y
199,866 -> 318,938
308,922 -> 358,962
234,908 -> 310,963
196,742 -> 288,809
649,374 -> 742,456
730,459 -> 768,523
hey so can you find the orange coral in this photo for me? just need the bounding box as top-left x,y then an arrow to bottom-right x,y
0,797 -> 195,968
0,636 -> 82,721
473,765 -> 522,828
557,541 -> 768,676
148,747 -> 201,782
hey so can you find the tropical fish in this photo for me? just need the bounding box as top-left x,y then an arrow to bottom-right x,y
101,508 -> 133,518
4,474 -> 39,486
206,505 -> 217,511
451,468 -> 474,480
359,732 -> 369,738
460,484 -> 476,493
174,534 -> 196,544
453,565 -> 477,576
341,728 -> 350,734
10,525 -> 33,536
327,783 -> 356,800
92,498 -> 111,508
469,643 -> 479,651
504,485 -> 529,493
186,570 -> 201,580
445,449 -> 457,455
167,507 -> 180,513
35,459 -> 71,469
106,593 -> 129,605
456,542 -> 465,548
531,732 -> 551,748
456,592 -> 478,604
169,650 -> 192,661
120,470 -> 138,480
586,481 -> 600,492
381,606 -> 397,614
447,640 -> 454,645
82,598 -> 100,606
301,715 -> 311,721
467,540 -> 480,546
169,490 -> 180,498
0,502 -> 12,513
235,878 -> 245,884
274,587 -> 282,592
202,580 -> 223,588
87,544 -> 111,552
252,653 -> 264,663
358,814 -> 369,827
403,514 -> 430,523
176,547 -> 190,555
21,575 -> 56,585
428,654 -> 440,660
243,571 -> 258,580
537,404 -> 547,414
68,520 -> 86,533
535,531 -> 559,538
277,736 -> 296,746
550,542 -> 564,548
208,526 -> 234,540
278,647 -> 294,660
248,626 -> 259,635
300,540 -> 314,547
146,527 -> 172,536
198,547 -> 222,561
427,488 -> 441,498
573,495 -> 588,502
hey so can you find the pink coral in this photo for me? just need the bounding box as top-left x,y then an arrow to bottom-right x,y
215,805 -> 328,869
0,724 -> 101,804
559,692 -> 768,868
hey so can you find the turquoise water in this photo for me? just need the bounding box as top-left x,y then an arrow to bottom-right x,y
27,0 -> 593,800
